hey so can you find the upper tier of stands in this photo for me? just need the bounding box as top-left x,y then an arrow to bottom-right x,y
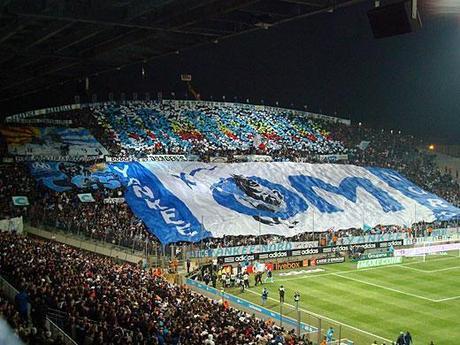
90,101 -> 347,158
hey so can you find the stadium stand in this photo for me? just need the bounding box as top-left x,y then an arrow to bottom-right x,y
0,101 -> 459,250
28,187 -> 158,252
1,101 -> 460,345
90,101 -> 347,160
0,164 -> 35,219
0,232 -> 310,345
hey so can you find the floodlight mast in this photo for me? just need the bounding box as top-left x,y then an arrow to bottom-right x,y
412,0 -> 417,19
412,0 -> 423,27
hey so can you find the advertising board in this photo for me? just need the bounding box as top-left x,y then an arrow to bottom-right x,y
357,256 -> 402,269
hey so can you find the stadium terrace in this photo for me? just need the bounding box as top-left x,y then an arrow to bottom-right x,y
1,98 -> 459,344
1,0 -> 460,341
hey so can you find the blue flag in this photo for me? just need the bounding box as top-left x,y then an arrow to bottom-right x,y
362,223 -> 373,232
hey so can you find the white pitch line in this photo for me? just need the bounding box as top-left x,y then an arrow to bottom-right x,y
399,265 -> 460,273
397,265 -> 430,273
332,273 -> 437,302
435,295 -> 460,302
280,255 -> 460,282
244,288 -> 393,343
423,265 -> 460,273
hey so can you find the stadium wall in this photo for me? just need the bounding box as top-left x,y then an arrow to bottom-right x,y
185,278 -> 316,334
24,224 -> 145,264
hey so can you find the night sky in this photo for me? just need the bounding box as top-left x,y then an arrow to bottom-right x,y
4,1 -> 460,144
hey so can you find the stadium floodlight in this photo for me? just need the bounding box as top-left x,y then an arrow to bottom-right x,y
411,0 -> 418,19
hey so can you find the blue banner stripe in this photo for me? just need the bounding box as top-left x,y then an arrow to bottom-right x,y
116,162 -> 211,244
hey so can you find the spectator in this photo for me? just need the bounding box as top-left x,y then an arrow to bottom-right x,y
1,232 -> 308,344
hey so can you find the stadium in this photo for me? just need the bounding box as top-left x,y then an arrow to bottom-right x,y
0,0 -> 459,344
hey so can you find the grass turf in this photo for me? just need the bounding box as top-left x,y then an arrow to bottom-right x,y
225,252 -> 460,345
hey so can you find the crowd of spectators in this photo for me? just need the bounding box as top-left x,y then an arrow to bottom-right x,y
0,232 -> 310,345
0,288 -> 64,344
346,125 -> 460,207
193,220 -> 453,250
28,185 -> 158,252
0,164 -> 35,219
0,101 -> 459,252
0,160 -> 157,252
2,154 -> 455,253
91,101 -> 347,159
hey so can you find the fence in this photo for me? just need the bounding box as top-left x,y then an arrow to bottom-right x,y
290,305 -> 391,345
186,278 -> 395,345
0,275 -> 19,302
25,224 -> 150,265
0,275 -> 77,345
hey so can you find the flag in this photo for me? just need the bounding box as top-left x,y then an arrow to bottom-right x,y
254,262 -> 266,272
358,140 -> 371,150
78,193 -> 95,203
12,196 -> 29,206
362,223 -> 373,232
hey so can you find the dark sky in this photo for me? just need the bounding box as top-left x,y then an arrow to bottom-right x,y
150,1 -> 460,144
5,1 -> 460,144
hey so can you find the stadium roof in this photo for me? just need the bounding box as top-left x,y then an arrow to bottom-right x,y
0,0 -> 366,103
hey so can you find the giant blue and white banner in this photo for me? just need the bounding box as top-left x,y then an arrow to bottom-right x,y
108,162 -> 460,244
30,161 -> 122,192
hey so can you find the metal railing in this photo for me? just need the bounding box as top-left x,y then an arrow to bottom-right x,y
0,275 -> 77,345
24,223 -> 158,266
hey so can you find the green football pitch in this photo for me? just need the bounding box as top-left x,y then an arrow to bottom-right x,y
225,253 -> 460,345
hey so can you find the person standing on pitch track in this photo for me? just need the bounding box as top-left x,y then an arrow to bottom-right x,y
243,272 -> 250,288
239,274 -> 245,292
261,288 -> 268,305
265,268 -> 274,283
396,332 -> 405,345
254,271 -> 262,286
388,243 -> 395,256
279,285 -> 285,303
404,331 -> 412,345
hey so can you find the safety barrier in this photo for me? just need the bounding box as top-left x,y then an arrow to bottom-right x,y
186,278 -> 316,333
0,275 -> 77,345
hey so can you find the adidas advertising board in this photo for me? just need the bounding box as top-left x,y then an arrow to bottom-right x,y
291,248 -> 320,256
315,256 -> 346,265
258,251 -> 288,260
218,240 -> 404,263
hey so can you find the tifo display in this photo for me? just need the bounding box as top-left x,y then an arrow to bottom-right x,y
0,100 -> 459,345
24,160 -> 460,244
